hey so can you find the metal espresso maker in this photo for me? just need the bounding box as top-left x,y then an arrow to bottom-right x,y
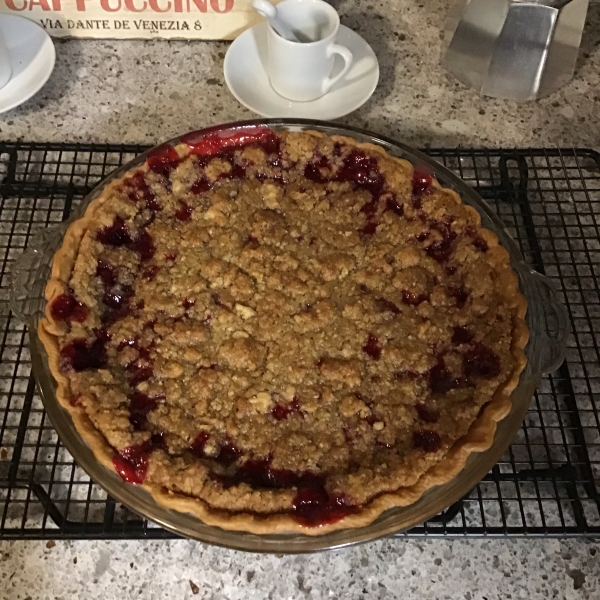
442,0 -> 590,101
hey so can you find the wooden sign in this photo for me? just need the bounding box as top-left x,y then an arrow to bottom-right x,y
0,0 -> 278,39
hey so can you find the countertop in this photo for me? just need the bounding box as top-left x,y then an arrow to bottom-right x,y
0,0 -> 599,148
0,538 -> 599,599
1,1 -> 600,598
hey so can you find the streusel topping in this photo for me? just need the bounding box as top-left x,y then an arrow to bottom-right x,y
48,129 -> 519,526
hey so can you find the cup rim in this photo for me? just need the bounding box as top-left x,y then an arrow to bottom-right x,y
267,0 -> 340,46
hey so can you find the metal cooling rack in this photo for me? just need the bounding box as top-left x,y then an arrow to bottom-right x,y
0,142 -> 599,539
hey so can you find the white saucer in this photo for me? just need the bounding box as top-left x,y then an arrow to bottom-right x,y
224,22 -> 379,120
0,15 -> 56,114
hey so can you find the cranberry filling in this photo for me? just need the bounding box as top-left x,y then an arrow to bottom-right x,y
402,290 -> 429,306
359,197 -> 379,217
411,169 -> 433,208
271,396 -> 302,421
182,298 -> 195,310
102,283 -> 133,310
217,160 -> 246,181
304,149 -> 387,236
146,145 -> 181,177
385,196 -> 404,216
472,236 -> 489,252
101,284 -> 135,325
425,219 -> 457,263
452,326 -> 474,345
211,456 -> 355,525
214,456 -> 319,490
150,431 -> 167,450
142,265 -> 160,280
336,150 -> 385,197
118,337 -> 136,351
113,441 -> 151,484
416,403 -> 439,423
127,363 -> 153,387
413,430 -> 442,453
190,434 -> 242,466
428,357 -> 467,394
190,431 -> 210,457
448,285 -> 470,308
359,221 -> 379,235
231,162 -> 247,179
128,391 -> 158,430
292,488 -> 357,527
412,171 -> 433,196
123,341 -> 154,386
303,155 -> 331,184
183,127 -> 277,157
60,328 -> 109,372
126,171 -> 161,211
50,292 -> 88,323
175,201 -> 194,221
97,216 -> 132,247
189,431 -> 358,526
463,343 -> 501,379
362,334 -> 382,360
465,226 -> 489,252
95,259 -> 117,287
195,437 -> 357,527
259,133 -> 282,156
97,216 -> 155,261
130,230 -> 155,261
190,176 -> 212,194
215,439 -> 243,466
212,453 -> 358,526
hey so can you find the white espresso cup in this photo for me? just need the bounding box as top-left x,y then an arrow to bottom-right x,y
0,34 -> 12,90
267,0 -> 353,102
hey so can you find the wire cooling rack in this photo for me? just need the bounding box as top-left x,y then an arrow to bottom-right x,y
0,142 -> 599,539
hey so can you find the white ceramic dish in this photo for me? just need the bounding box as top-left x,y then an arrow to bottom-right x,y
0,15 -> 56,114
224,22 -> 379,119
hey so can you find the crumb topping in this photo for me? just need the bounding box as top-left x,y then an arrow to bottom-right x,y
48,130 -> 520,525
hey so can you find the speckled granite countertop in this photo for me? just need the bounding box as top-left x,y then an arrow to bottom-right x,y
1,1 -> 600,598
0,538 -> 598,599
0,0 -> 599,147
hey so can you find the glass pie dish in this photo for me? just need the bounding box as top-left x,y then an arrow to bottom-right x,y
10,119 -> 568,552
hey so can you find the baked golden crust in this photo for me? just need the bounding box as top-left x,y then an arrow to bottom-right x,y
39,129 -> 528,534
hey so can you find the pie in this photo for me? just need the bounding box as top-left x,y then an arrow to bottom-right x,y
39,126 -> 528,534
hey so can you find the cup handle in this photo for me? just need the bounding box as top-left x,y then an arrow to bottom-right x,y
322,44 -> 353,94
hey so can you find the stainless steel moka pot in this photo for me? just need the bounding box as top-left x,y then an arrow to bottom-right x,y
442,0 -> 589,101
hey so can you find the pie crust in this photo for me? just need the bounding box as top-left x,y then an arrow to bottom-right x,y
39,128 -> 528,535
